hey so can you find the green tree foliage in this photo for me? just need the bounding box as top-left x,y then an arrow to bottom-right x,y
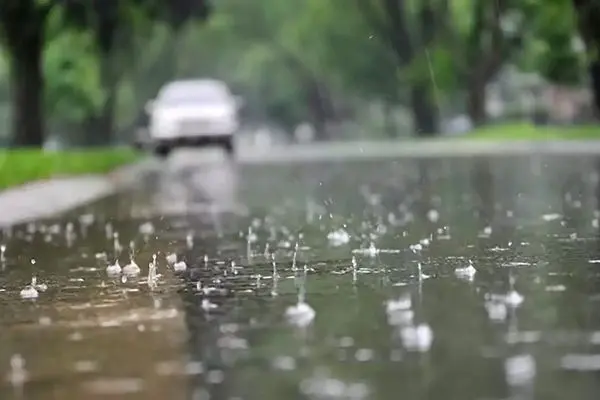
0,0 -> 211,147
0,0 -> 594,146
520,0 -> 583,85
0,0 -> 53,146
295,0 -> 399,102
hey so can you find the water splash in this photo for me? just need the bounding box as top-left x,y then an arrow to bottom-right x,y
123,258 -> 141,277
327,228 -> 350,246
409,243 -> 423,253
32,275 -> 47,292
455,260 -> 477,281
292,241 -> 299,271
166,253 -> 177,265
202,298 -> 218,311
505,354 -> 536,387
106,260 -> 121,276
174,260 -> 187,272
271,253 -> 279,297
400,323 -> 434,352
20,278 -> 39,300
247,226 -> 256,262
147,254 -> 158,290
271,253 -> 278,278
386,295 -> 411,313
285,301 -> 315,328
351,242 -> 379,257
505,274 -> 524,307
285,273 -> 315,327
417,262 -> 430,280
186,231 -> 194,249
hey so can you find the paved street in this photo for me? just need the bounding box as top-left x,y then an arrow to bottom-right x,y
5,138 -> 600,227
186,138 -> 600,165
2,147 -> 600,399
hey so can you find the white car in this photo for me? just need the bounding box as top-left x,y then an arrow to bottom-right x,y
144,79 -> 242,157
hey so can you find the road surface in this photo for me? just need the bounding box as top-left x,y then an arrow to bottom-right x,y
2,147 -> 600,400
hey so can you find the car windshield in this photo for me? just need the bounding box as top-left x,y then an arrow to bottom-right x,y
158,82 -> 229,106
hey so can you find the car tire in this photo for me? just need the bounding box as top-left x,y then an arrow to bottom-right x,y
154,144 -> 171,158
223,137 -> 235,157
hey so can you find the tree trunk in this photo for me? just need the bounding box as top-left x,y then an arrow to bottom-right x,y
278,48 -> 335,140
572,0 -> 600,116
410,84 -> 438,136
10,30 -> 45,147
589,60 -> 600,118
307,81 -> 329,140
467,79 -> 487,126
98,54 -> 119,145
81,53 -> 119,146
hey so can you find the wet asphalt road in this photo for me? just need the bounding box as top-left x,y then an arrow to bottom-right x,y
3,148 -> 600,399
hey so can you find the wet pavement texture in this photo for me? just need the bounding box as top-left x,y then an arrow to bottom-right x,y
2,151 -> 600,399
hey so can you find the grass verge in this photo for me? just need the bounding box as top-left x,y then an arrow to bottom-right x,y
0,148 -> 141,190
463,122 -> 600,140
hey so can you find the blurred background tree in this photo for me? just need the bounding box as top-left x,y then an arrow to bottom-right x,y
572,0 -> 600,114
0,0 -> 595,147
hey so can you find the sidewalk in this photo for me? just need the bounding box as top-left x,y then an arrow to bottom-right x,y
0,159 -> 152,227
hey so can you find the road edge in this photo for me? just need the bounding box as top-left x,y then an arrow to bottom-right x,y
0,158 -> 153,228
239,139 -> 600,163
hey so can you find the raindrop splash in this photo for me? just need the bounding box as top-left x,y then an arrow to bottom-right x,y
106,260 -> 121,276
455,260 -> 477,281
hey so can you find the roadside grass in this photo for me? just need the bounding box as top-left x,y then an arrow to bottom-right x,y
463,122 -> 600,140
0,148 -> 141,189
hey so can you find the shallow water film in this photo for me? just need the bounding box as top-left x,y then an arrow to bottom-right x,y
2,155 -> 600,400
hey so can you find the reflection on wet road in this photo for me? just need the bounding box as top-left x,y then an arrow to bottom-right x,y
3,151 -> 600,399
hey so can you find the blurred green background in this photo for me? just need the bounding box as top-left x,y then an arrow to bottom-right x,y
0,0 -> 599,149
